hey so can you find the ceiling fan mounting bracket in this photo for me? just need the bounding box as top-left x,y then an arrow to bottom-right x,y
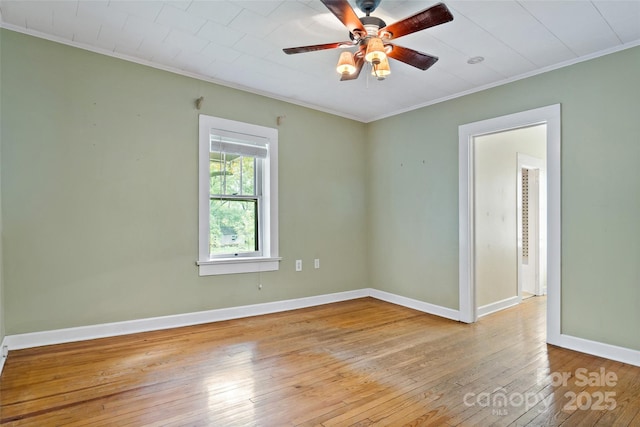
356,0 -> 382,15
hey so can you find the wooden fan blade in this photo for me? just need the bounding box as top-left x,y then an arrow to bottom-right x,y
340,55 -> 365,81
387,44 -> 439,70
283,41 -> 353,55
321,0 -> 367,38
381,2 -> 453,40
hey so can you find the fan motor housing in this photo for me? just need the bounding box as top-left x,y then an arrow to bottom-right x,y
349,16 -> 386,41
360,16 -> 386,31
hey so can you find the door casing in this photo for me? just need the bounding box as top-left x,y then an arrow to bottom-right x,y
458,104 -> 561,346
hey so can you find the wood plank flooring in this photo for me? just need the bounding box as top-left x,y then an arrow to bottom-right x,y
1,297 -> 639,426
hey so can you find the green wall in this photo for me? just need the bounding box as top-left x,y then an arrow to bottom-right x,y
1,29 -> 639,352
367,46 -> 640,350
0,30 -> 367,334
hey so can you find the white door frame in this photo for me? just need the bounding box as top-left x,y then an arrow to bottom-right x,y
458,104 -> 562,346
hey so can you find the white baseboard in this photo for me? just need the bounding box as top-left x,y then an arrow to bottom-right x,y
4,289 -> 369,351
556,333 -> 640,367
0,336 -> 8,376
369,289 -> 460,321
477,296 -> 520,318
2,289 -> 459,352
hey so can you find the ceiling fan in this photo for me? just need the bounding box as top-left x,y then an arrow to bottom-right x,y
283,0 -> 454,81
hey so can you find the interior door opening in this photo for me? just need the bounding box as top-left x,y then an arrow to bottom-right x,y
472,127 -> 546,318
458,104 -> 562,346
520,167 -> 539,299
517,154 -> 546,302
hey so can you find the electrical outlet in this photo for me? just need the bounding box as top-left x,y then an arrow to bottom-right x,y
295,259 -> 302,271
314,259 -> 320,269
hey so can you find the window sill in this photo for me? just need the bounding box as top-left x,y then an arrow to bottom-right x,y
197,257 -> 281,276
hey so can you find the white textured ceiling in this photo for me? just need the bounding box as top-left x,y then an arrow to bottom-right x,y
1,0 -> 639,122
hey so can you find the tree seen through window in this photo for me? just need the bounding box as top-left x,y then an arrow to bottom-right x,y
209,153 -> 258,255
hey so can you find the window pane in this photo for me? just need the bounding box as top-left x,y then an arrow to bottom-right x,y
210,198 -> 258,255
209,155 -> 224,195
242,156 -> 255,195
224,155 -> 242,195
209,153 -> 256,196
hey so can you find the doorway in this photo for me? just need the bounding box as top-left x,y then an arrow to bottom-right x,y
472,127 -> 546,317
458,104 -> 562,346
518,154 -> 546,300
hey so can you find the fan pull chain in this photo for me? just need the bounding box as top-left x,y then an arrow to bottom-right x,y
366,62 -> 371,89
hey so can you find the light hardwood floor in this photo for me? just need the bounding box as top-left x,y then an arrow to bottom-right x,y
1,297 -> 638,426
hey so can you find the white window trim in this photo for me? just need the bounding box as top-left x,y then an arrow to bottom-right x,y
197,115 -> 280,276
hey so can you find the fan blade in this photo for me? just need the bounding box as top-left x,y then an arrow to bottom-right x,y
381,2 -> 453,40
340,55 -> 365,81
283,41 -> 353,55
321,0 -> 367,38
387,44 -> 439,70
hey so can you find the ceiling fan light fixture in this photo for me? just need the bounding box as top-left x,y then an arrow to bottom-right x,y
364,37 -> 386,65
336,51 -> 357,75
372,56 -> 391,80
282,1 -> 454,82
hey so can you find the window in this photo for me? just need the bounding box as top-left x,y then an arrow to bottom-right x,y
197,115 -> 279,275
